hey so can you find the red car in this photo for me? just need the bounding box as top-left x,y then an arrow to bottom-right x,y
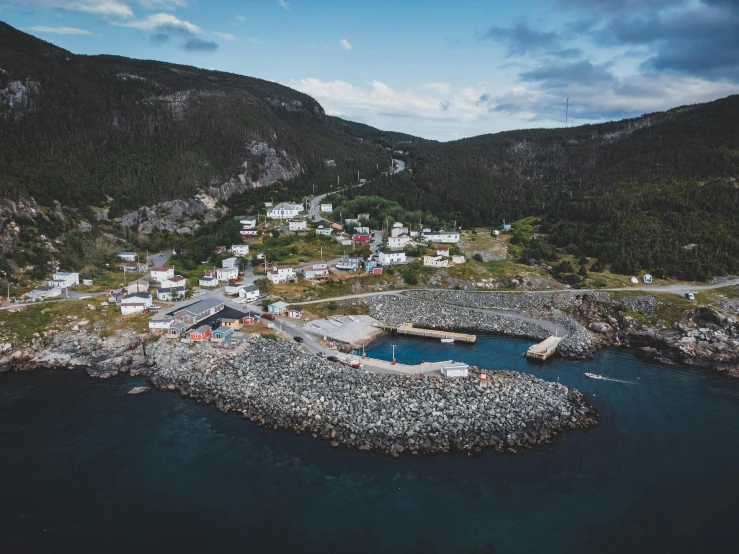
260,313 -> 275,321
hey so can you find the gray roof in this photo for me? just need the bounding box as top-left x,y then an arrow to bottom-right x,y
158,287 -> 185,294
193,325 -> 211,334
242,285 -> 260,292
36,285 -> 55,292
176,297 -> 224,315
124,292 -> 151,300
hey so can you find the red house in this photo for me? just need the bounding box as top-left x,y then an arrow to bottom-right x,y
353,234 -> 371,244
189,325 -> 212,342
204,269 -> 217,278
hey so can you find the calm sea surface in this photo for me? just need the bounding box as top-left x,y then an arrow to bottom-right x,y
2,334 -> 739,553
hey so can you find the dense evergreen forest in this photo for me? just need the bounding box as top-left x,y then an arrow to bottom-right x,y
0,22 -> 393,212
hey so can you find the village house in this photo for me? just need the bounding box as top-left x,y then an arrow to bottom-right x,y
330,223 -> 343,231
387,236 -> 410,250
391,226 -> 409,238
301,267 -> 329,280
220,318 -> 243,331
436,245 -> 450,257
242,312 -> 260,326
240,229 -> 259,237
355,226 -> 370,235
452,255 -> 466,264
117,252 -> 138,262
199,276 -> 219,287
289,220 -> 307,232
121,292 -> 153,308
231,244 -> 250,257
150,266 -> 175,283
210,325 -> 233,343
24,285 -> 62,301
267,265 -> 297,284
119,261 -> 148,273
353,233 -> 372,244
422,230 -> 460,244
121,303 -> 148,315
316,226 -> 332,236
156,286 -> 185,302
268,301 -> 288,316
222,257 -> 239,269
216,267 -> 239,282
423,255 -> 450,268
378,251 -> 407,266
166,321 -> 189,338
47,271 -> 80,289
288,307 -> 304,319
148,317 -> 173,332
128,279 -> 149,294
174,298 -> 225,326
239,285 -> 261,302
161,275 -> 187,289
224,282 -> 248,297
240,217 -> 257,229
310,260 -> 328,270
267,202 -> 302,220
189,325 -> 212,342
335,256 -> 363,271
345,218 -> 361,226
320,203 -> 333,213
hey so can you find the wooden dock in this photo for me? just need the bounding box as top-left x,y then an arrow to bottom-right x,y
525,336 -> 563,361
376,323 -> 476,344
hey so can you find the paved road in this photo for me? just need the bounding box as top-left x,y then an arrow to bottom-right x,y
392,159 -> 406,173
148,251 -> 173,269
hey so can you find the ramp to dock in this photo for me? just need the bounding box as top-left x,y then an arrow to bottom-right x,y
525,336 -> 563,360
376,323 -> 476,343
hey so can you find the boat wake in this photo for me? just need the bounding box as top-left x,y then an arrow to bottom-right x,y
586,373 -> 636,385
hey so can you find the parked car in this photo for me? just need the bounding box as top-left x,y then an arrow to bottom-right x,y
293,336 -> 304,343
261,313 -> 275,321
327,356 -> 339,362
299,258 -> 308,263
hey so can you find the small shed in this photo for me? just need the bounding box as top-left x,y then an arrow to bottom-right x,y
288,307 -> 304,319
643,274 -> 653,284
630,276 -> 639,284
220,318 -> 243,331
211,326 -> 233,343
372,267 -> 383,275
440,363 -> 469,379
82,279 -> 93,286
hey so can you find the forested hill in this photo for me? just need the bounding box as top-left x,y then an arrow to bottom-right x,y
0,22 -> 400,214
360,94 -> 739,279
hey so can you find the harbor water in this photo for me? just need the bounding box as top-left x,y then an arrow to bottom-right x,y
2,334 -> 739,553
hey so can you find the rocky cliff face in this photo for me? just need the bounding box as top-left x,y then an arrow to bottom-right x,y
0,197 -> 42,253
0,72 -> 40,120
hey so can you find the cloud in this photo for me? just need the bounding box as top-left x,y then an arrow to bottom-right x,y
184,37 -> 218,52
338,38 -> 352,51
520,60 -> 616,87
215,31 -> 235,41
151,32 -> 170,44
481,21 -> 580,58
236,14 -> 246,22
137,0 -> 187,8
277,0 -> 289,10
28,25 -> 95,35
422,82 -> 452,94
5,0 -> 133,18
123,12 -> 203,34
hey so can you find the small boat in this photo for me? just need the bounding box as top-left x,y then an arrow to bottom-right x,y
585,373 -> 605,380
440,338 -> 455,343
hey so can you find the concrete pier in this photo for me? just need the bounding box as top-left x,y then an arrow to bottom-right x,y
376,323 -> 477,344
525,336 -> 563,361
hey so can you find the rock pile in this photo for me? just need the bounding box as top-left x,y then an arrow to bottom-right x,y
147,336 -> 598,456
341,295 -> 551,341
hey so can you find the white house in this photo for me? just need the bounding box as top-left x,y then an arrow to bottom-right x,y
267,202 -> 302,220
452,255 -> 466,264
240,217 -> 257,229
239,285 -> 261,302
355,226 -> 370,235
441,363 -> 469,378
47,272 -> 80,289
217,267 -> 239,282
117,252 -> 138,262
222,257 -> 239,269
121,292 -> 153,308
289,220 -> 307,232
25,285 -> 62,301
148,318 -> 173,331
161,275 -> 187,289
423,255 -> 449,268
387,236 -> 410,250
378,251 -> 406,266
267,265 -> 297,284
199,276 -> 219,287
240,229 -> 259,237
436,245 -> 450,257
422,230 -> 460,244
150,266 -> 175,283
320,203 -> 333,213
157,287 -> 185,301
390,226 -> 409,238
121,303 -> 148,315
231,244 -> 250,257
316,226 -> 332,236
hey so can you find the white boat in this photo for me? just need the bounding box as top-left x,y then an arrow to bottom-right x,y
585,373 -> 605,380
440,338 -> 455,343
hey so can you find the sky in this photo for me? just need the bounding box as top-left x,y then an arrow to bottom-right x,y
1,0 -> 738,141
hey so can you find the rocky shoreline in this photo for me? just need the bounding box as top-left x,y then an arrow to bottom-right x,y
0,328 -> 599,456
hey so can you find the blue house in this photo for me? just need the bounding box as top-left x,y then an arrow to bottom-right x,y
502,223 -> 512,230
211,326 -> 233,343
268,301 -> 289,316
364,260 -> 380,272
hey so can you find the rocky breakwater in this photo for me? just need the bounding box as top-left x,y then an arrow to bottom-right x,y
146,336 -> 598,455
0,329 -> 147,378
341,295 -> 551,341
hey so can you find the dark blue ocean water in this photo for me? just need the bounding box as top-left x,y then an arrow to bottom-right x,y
2,334 -> 739,553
